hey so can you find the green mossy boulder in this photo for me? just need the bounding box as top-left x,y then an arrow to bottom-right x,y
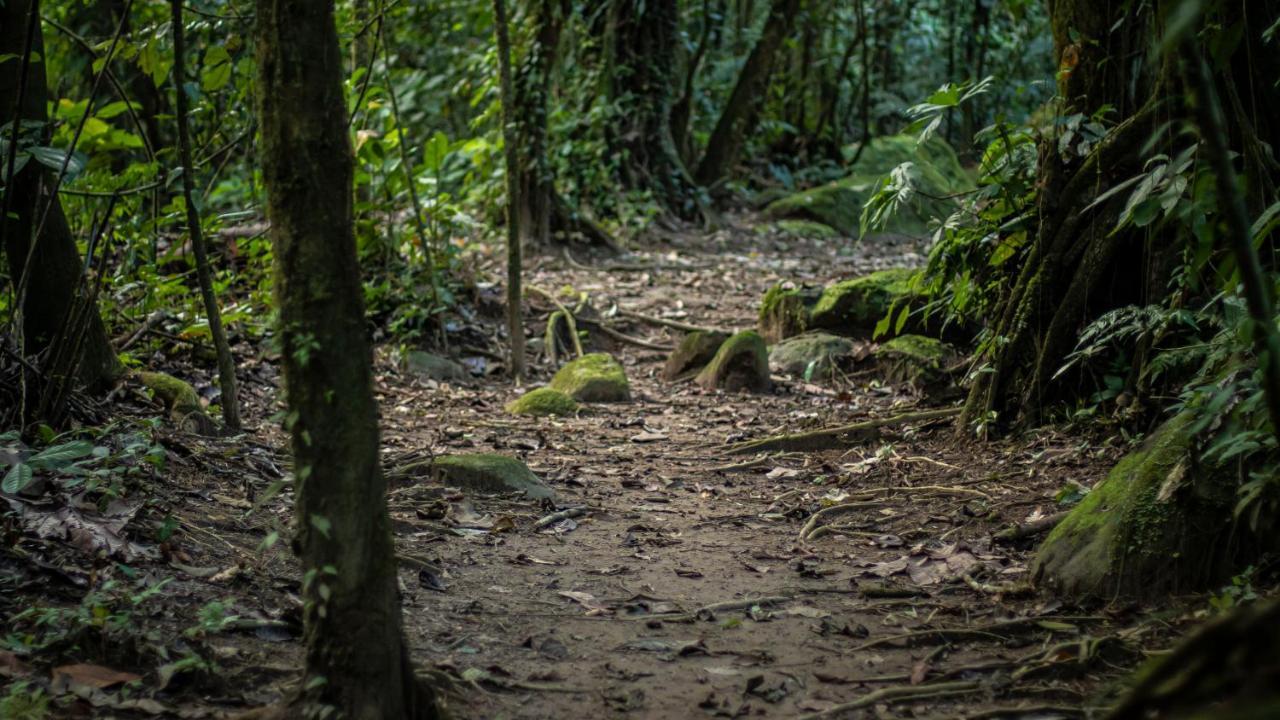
769,333 -> 857,380
696,331 -> 771,393
758,284 -> 820,344
431,453 -> 555,500
548,353 -> 630,402
136,371 -> 218,436
1032,413 -> 1236,601
808,268 -> 918,336
776,219 -> 841,240
404,350 -> 468,381
663,331 -> 730,381
873,334 -> 956,387
763,135 -> 970,238
505,388 -> 579,416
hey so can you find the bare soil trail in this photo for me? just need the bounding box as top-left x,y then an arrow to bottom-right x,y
3,219 -> 1182,719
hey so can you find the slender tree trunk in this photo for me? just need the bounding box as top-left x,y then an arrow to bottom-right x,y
493,0 -> 526,379
694,0 -> 801,187
253,0 -> 441,716
1,0 -> 120,395
170,0 -> 241,430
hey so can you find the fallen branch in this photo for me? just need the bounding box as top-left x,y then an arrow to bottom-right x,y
993,512 -> 1068,543
576,316 -> 673,351
724,407 -> 962,455
794,680 -> 984,719
616,307 -> 731,335
798,501 -> 885,542
848,615 -> 1105,653
532,507 -> 588,530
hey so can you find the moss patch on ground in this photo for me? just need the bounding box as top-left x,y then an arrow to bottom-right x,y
1033,412 -> 1235,601
136,371 -> 218,435
548,353 -> 631,402
775,219 -> 842,240
663,331 -> 730,381
431,453 -> 555,500
758,284 -> 816,344
808,268 -> 918,336
505,388 -> 579,416
696,331 -> 770,393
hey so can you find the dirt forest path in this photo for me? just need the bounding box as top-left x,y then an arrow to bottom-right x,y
371,221 -> 1136,719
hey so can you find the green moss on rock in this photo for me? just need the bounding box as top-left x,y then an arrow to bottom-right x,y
404,350 -> 467,381
763,135 -> 971,238
776,219 -> 841,239
548,353 -> 630,402
1032,412 -> 1235,601
769,332 -> 856,380
809,268 -> 918,336
874,334 -> 955,386
431,453 -> 555,500
758,284 -> 815,344
663,331 -> 730,381
696,331 -> 770,393
505,388 -> 579,416
136,371 -> 218,435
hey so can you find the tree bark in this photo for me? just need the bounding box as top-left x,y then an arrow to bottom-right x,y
694,0 -> 801,187
170,0 -> 241,430
253,0 -> 441,716
493,0 -> 526,379
1,0 -> 120,395
606,0 -> 704,217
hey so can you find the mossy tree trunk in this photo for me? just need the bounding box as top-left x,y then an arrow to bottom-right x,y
958,0 -> 1280,433
253,0 -> 440,716
694,0 -> 801,188
1,0 -> 121,399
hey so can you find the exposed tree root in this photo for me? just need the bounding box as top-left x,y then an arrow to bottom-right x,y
793,680 -> 984,719
724,407 -> 961,455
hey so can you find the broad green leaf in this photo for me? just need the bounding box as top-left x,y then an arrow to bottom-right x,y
28,440 -> 94,469
28,146 -> 87,178
202,46 -> 233,91
3,463 -> 33,494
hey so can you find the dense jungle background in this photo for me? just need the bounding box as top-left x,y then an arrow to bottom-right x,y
3,0 -> 1280,717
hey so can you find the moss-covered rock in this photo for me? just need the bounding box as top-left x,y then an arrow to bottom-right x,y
404,350 -> 468,381
874,334 -> 956,386
769,333 -> 856,380
696,331 -> 771,393
758,283 -> 820,344
505,388 -> 579,416
136,371 -> 218,435
776,219 -> 841,239
808,268 -> 918,336
548,353 -> 630,402
1032,413 -> 1236,601
663,331 -> 730,381
763,135 -> 971,238
431,453 -> 555,500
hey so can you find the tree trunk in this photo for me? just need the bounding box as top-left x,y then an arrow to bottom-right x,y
253,0 -> 441,717
958,0 -> 1280,434
493,0 -> 526,379
1,0 -> 120,396
606,0 -> 703,217
694,0 -> 801,187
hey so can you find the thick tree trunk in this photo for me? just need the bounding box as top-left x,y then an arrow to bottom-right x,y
958,0 -> 1280,433
253,0 -> 441,717
694,0 -> 801,187
607,0 -> 703,217
1,0 -> 120,395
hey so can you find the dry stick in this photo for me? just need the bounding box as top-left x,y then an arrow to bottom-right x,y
616,307 -> 732,335
532,507 -> 587,530
798,500 -> 885,542
492,0 -> 524,378
993,511 -> 1068,543
527,285 -> 583,358
171,0 -> 240,430
576,316 -> 673,352
794,681 -> 984,720
848,615 -> 1106,653
725,406 -> 963,455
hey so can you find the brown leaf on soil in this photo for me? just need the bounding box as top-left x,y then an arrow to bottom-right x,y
52,663 -> 142,689
0,650 -> 33,678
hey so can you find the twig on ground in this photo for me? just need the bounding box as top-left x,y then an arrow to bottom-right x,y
532,507 -> 588,530
993,512 -> 1069,543
798,501 -> 885,542
793,680 -> 984,719
725,407 -> 962,455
